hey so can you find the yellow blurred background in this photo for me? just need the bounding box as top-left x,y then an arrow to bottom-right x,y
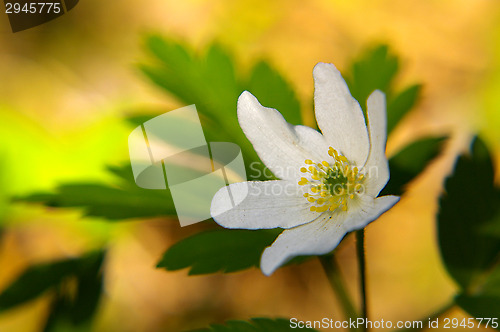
0,0 -> 499,331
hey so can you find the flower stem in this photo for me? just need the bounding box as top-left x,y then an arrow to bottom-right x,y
356,229 -> 368,332
319,254 -> 358,330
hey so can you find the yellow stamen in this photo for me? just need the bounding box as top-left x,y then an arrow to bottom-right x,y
300,146 -> 365,213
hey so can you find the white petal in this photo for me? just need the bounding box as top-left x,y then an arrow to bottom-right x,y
238,91 -> 329,181
363,90 -> 390,196
260,194 -> 400,275
260,212 -> 348,276
211,180 -> 320,229
343,194 -> 399,233
293,125 -> 331,162
313,63 -> 370,166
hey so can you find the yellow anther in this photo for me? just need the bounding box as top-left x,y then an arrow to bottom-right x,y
298,177 -> 309,185
305,159 -> 313,165
311,187 -> 318,193
307,197 -> 315,203
303,193 -> 309,197
317,205 -> 329,212
320,191 -> 328,197
310,206 -> 317,212
339,155 -> 348,163
300,167 -> 307,173
309,166 -> 317,172
311,175 -> 320,180
329,204 -> 339,211
317,198 -> 325,204
349,194 -> 354,199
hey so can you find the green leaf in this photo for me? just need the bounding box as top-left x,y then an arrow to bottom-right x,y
345,45 -> 398,113
19,182 -> 176,220
455,295 -> 500,328
246,61 -> 302,125
0,260 -> 78,311
454,262 -> 500,329
386,84 -> 422,135
139,36 -> 302,180
380,136 -> 446,196
139,36 -> 255,162
191,318 -> 319,332
157,229 -> 280,275
16,163 -> 177,220
139,35 -> 304,181
345,45 -> 421,134
44,251 -> 105,332
438,137 -> 500,291
0,251 -> 104,313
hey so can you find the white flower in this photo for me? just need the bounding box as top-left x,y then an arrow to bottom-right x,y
210,62 -> 399,276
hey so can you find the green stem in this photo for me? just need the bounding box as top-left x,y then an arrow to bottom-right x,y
319,254 -> 359,330
356,229 -> 368,332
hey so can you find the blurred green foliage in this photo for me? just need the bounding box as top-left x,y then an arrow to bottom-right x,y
19,39 -> 445,277
0,251 -> 105,332
12,37 -> 456,330
191,318 -> 318,332
438,138 -> 500,326
20,164 -> 176,220
343,45 -> 422,136
157,43 -> 445,276
157,229 -> 280,275
139,35 -> 302,180
380,137 -> 446,196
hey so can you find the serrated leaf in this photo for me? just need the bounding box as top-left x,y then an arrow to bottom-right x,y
157,229 -> 280,275
138,36 -> 302,180
19,182 -> 176,220
139,35 -> 286,180
380,136 -> 446,196
140,36 -> 244,144
438,137 -> 500,291
191,318 -> 319,332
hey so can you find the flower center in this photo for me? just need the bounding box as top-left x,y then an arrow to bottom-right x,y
298,147 -> 365,213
